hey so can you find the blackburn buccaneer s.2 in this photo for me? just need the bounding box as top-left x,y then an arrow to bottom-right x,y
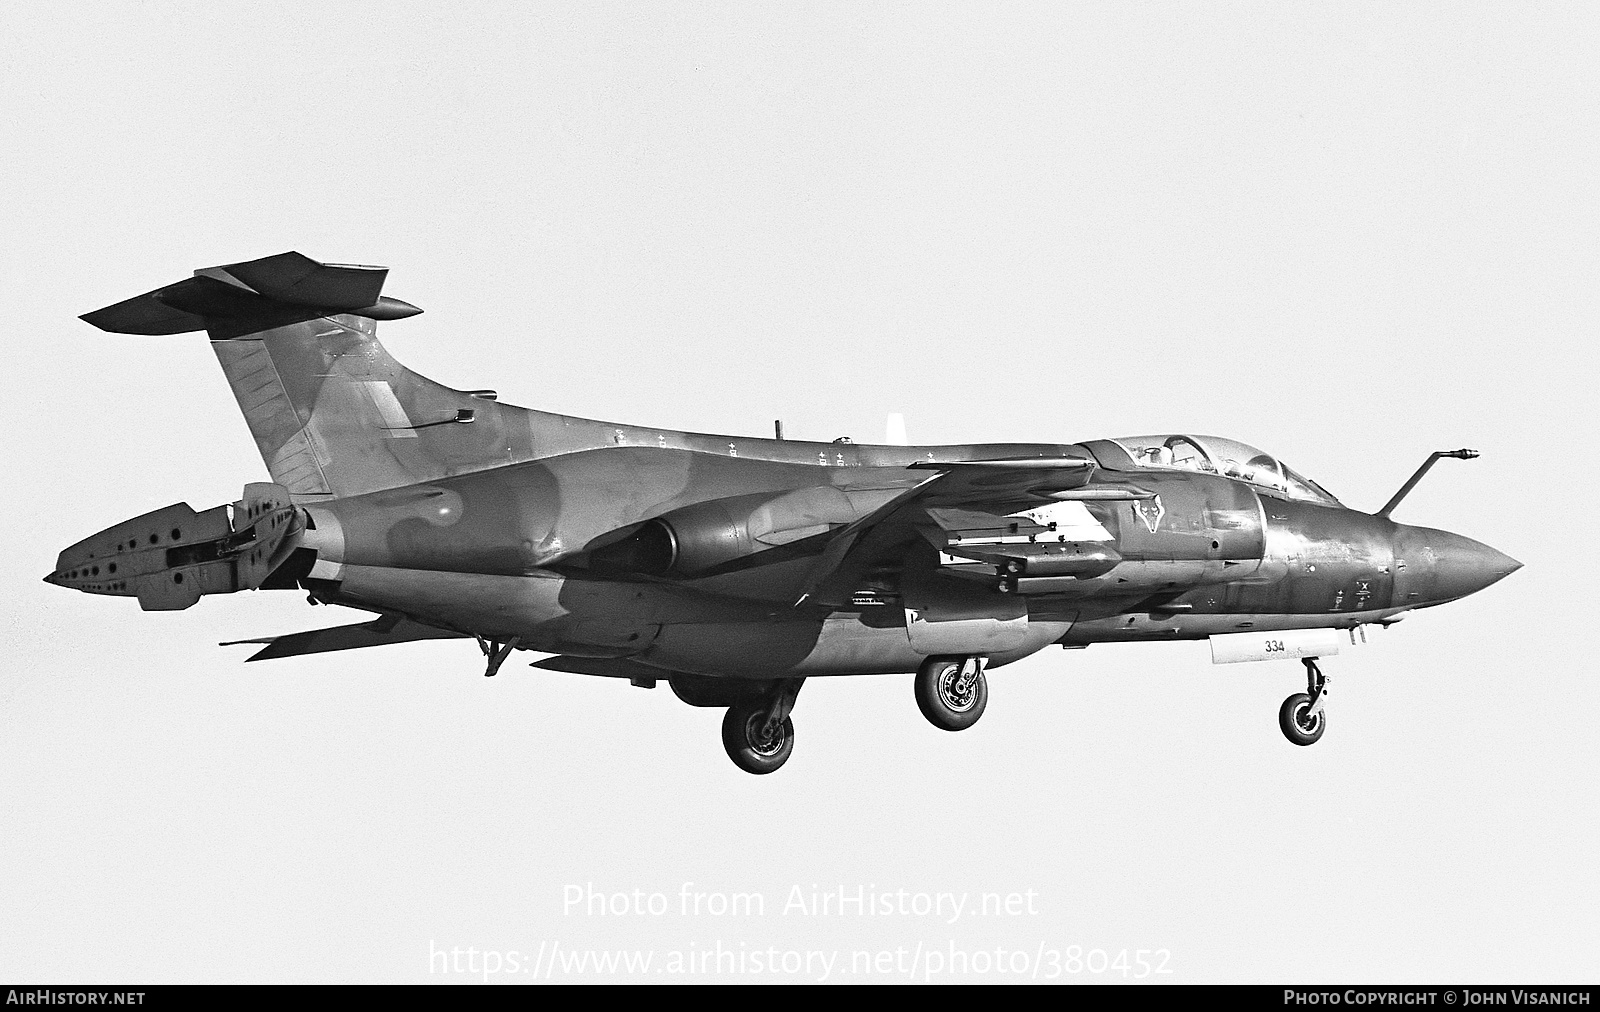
48,253 -> 1521,773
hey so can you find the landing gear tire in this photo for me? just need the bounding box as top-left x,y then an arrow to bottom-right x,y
1279,692 -> 1326,746
722,702 -> 795,775
915,656 -> 988,731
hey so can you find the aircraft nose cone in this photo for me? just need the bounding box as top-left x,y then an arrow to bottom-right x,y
1395,525 -> 1521,606
1432,532 -> 1520,601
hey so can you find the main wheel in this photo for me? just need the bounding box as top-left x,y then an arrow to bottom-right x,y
1279,692 -> 1326,746
915,657 -> 988,731
721,702 -> 794,774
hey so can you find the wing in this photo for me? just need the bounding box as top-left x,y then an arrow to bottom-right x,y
795,456 -> 1151,606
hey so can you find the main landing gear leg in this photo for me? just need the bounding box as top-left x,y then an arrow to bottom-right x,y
1278,656 -> 1330,746
476,636 -> 522,678
722,678 -> 804,775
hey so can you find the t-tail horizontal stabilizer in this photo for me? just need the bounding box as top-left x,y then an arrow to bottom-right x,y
45,483 -> 300,611
80,251 -> 421,340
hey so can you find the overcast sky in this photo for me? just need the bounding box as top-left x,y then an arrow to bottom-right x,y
3,2 -> 1596,983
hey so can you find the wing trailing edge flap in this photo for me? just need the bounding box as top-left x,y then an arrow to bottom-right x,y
222,614 -> 467,661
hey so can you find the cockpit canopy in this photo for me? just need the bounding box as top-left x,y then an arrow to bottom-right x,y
1110,434 -> 1342,506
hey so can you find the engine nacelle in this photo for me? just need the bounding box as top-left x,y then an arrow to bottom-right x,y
587,486 -> 868,578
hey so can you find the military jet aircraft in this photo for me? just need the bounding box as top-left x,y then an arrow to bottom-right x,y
47,253 -> 1521,773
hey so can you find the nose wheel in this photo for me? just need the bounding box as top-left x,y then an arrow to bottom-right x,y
1279,657 -> 1329,746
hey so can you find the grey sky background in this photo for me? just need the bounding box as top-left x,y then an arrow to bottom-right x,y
2,3 -> 1595,983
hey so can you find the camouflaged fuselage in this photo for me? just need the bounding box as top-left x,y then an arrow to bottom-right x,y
52,254 -> 1520,681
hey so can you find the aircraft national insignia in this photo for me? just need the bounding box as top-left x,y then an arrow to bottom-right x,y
1134,495 -> 1165,533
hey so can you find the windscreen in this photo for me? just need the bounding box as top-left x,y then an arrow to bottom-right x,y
1111,434 -> 1341,506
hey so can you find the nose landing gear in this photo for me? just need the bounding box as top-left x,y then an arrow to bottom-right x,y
1279,656 -> 1329,746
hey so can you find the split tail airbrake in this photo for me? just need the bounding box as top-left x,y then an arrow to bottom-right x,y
45,483 -> 300,611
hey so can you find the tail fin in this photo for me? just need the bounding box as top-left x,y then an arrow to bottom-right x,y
82,252 -> 533,500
